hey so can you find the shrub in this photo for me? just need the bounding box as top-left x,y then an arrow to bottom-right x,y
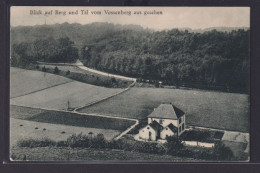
111,77 -> 116,83
166,136 -> 183,155
89,133 -> 107,148
42,66 -> 46,72
10,153 -> 17,160
194,149 -> 213,160
56,141 -> 68,147
66,133 -> 90,148
54,66 -> 59,74
213,142 -> 234,160
107,139 -> 124,150
177,149 -> 194,158
154,81 -> 159,88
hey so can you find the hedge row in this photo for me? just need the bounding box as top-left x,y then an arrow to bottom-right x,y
16,133 -> 235,161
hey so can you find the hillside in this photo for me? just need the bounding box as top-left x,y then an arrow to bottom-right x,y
11,22 -> 250,93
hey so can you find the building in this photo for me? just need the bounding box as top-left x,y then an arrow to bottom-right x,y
138,103 -> 186,141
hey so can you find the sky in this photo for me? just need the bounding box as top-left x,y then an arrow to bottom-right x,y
11,6 -> 250,30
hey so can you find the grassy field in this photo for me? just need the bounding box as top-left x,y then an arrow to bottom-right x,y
11,67 -> 72,98
10,105 -> 135,131
78,88 -> 249,132
10,147 -> 204,162
37,64 -> 132,88
10,118 -> 120,147
11,80 -> 124,110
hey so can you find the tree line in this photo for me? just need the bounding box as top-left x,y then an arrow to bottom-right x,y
11,37 -> 78,67
81,29 -> 249,93
10,23 -> 249,93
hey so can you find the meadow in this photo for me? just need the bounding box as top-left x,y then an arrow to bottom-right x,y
78,88 -> 249,132
11,80 -> 124,110
10,105 -> 135,131
10,67 -> 72,98
10,118 -> 121,147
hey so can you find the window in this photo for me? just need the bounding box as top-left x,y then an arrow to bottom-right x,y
159,119 -> 163,124
179,126 -> 181,133
182,123 -> 184,131
147,127 -> 150,129
179,118 -> 182,124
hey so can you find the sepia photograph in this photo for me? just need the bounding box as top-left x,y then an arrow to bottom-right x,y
9,6 -> 250,162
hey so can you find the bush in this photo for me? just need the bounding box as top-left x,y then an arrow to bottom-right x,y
66,133 -> 90,148
54,66 -> 59,74
89,133 -> 107,148
111,77 -> 116,83
213,142 -> 234,160
177,149 -> 194,158
42,66 -> 46,72
194,149 -> 213,160
166,136 -> 183,155
56,141 -> 68,147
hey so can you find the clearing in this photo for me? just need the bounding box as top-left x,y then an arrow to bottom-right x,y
78,87 -> 249,132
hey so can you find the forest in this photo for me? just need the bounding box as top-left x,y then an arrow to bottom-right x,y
11,23 -> 249,93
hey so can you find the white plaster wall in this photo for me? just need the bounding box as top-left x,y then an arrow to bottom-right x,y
139,125 -> 157,141
160,128 -> 175,139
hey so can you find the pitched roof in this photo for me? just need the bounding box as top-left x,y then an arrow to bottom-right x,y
149,121 -> 163,131
166,123 -> 178,133
147,104 -> 184,120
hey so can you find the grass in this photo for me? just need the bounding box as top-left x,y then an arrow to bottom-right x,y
27,111 -> 134,130
11,80 -> 124,110
10,105 -> 47,119
10,146 -> 204,162
10,67 -> 72,98
78,87 -> 249,132
10,117 -> 121,147
37,64 -> 132,88
181,130 -> 224,143
10,105 -> 135,131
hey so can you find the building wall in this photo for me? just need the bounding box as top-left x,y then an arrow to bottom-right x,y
148,114 -> 186,136
178,114 -> 186,135
139,125 -> 157,141
160,128 -> 175,139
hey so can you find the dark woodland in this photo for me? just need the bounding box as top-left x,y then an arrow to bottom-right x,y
11,22 -> 250,93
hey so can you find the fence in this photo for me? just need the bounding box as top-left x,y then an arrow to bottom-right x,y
183,141 -> 214,148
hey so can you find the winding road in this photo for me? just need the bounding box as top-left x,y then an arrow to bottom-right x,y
75,60 -> 137,82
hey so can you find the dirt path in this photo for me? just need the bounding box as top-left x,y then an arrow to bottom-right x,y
76,62 -> 136,82
37,60 -> 137,82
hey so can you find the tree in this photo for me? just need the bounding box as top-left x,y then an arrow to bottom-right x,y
213,142 -> 234,160
165,136 -> 183,155
54,66 -> 59,74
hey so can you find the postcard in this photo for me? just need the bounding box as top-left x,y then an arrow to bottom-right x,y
9,6 -> 250,162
